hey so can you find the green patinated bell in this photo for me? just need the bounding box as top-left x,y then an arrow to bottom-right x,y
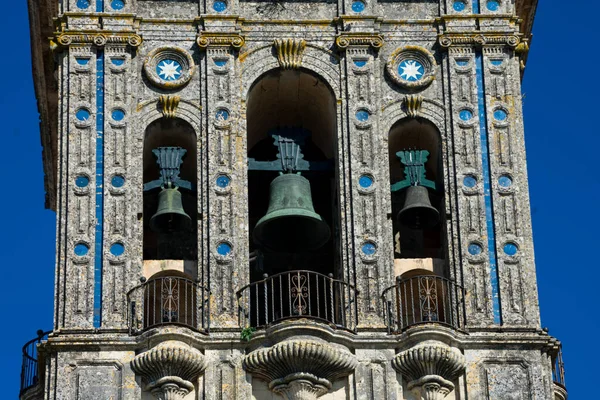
150,186 -> 192,233
397,185 -> 439,229
253,173 -> 331,251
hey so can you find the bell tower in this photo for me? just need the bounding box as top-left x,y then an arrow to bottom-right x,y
22,0 -> 567,399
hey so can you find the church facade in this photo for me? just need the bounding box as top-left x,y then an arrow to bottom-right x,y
22,0 -> 567,399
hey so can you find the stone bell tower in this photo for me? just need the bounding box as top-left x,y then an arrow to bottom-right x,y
22,0 -> 567,399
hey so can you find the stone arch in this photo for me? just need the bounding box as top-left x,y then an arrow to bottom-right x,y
381,98 -> 447,138
240,44 -> 342,99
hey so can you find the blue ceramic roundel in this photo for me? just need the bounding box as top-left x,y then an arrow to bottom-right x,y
213,0 -> 228,12
216,175 -> 231,188
76,108 -> 90,122
498,175 -> 513,188
76,175 -> 90,188
359,175 -> 374,189
112,175 -> 125,188
459,109 -> 473,121
352,0 -> 366,13
362,242 -> 377,256
398,59 -> 424,82
217,242 -> 232,256
75,243 -> 89,256
111,0 -> 125,10
110,243 -> 125,256
468,243 -> 482,256
503,243 -> 518,256
355,109 -> 370,122
463,175 -> 477,188
112,109 -> 125,121
453,1 -> 466,11
487,0 -> 500,11
156,59 -> 182,81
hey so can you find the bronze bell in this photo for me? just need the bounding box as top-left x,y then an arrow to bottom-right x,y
397,185 -> 439,229
253,173 -> 330,252
150,185 -> 192,233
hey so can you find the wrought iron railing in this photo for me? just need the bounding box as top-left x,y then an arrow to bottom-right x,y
552,345 -> 566,389
127,276 -> 210,334
237,270 -> 358,332
20,330 -> 51,395
381,275 -> 465,333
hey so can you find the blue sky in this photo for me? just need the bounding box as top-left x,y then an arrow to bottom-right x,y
0,1 -> 593,398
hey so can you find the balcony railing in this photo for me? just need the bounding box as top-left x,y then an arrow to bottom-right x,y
20,330 -> 50,395
552,344 -> 566,389
237,270 -> 358,332
127,275 -> 210,334
381,275 -> 465,333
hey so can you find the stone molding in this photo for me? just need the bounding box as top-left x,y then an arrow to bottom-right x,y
131,340 -> 206,400
197,32 -> 245,49
244,339 -> 357,400
52,31 -> 142,49
392,340 -> 466,400
335,33 -> 384,50
438,33 -> 521,48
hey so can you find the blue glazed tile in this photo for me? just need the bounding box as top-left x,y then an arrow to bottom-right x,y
111,109 -> 125,121
111,175 -> 125,188
354,60 -> 367,67
111,58 -> 125,66
77,0 -> 90,9
352,0 -> 366,13
156,59 -> 182,81
111,0 -> 125,10
503,243 -> 518,256
217,242 -> 232,256
75,243 -> 90,256
453,1 -> 466,11
76,58 -> 90,66
463,175 -> 477,188
498,175 -> 512,188
355,109 -> 370,122
213,0 -> 227,12
214,59 -> 228,67
486,0 -> 499,11
490,59 -> 503,66
468,243 -> 482,255
76,175 -> 90,188
459,109 -> 473,121
359,175 -> 373,188
494,109 -> 507,121
398,59 -> 424,82
110,243 -> 125,256
455,59 -> 469,67
76,108 -> 90,122
362,242 -> 377,256
216,175 -> 231,188
216,109 -> 230,121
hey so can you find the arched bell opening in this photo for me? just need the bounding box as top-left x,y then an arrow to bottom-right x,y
142,118 -> 198,280
388,118 -> 447,280
243,68 -> 347,328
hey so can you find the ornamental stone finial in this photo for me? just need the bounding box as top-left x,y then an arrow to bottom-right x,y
131,340 -> 206,400
244,339 -> 357,400
391,340 -> 466,400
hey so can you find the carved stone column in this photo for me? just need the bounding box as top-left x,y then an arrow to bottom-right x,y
131,340 -> 206,400
244,339 -> 357,400
392,341 -> 466,400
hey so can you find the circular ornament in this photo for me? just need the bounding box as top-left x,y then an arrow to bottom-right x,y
144,46 -> 195,90
386,46 -> 436,90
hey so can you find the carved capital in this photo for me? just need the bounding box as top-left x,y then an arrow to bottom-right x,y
335,34 -> 384,50
244,340 -> 357,400
131,341 -> 206,400
273,39 -> 307,69
392,341 -> 466,400
197,32 -> 245,49
53,31 -> 142,50
438,33 -> 520,49
159,95 -> 180,119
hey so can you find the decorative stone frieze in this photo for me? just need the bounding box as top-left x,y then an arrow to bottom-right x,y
335,33 -> 384,50
392,341 -> 466,400
273,38 -> 307,69
244,339 -> 357,400
131,341 -> 206,400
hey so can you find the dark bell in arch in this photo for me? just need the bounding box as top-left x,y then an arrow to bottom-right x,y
253,173 -> 331,252
150,186 -> 192,233
397,185 -> 439,229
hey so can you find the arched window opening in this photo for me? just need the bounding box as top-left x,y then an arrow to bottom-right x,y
142,118 -> 198,279
239,69 -> 356,329
388,118 -> 446,280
